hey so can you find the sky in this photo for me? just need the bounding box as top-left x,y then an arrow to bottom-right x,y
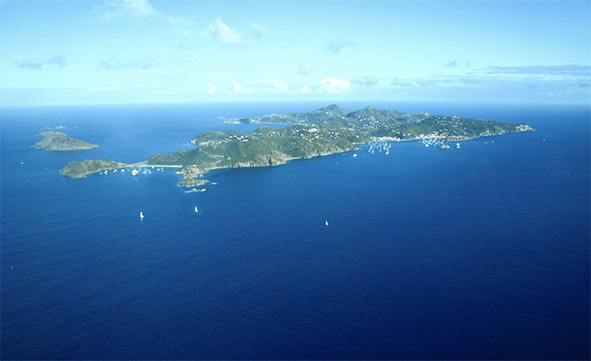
1,0 -> 590,106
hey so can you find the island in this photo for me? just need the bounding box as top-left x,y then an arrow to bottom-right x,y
35,131 -> 98,151
59,104 -> 535,184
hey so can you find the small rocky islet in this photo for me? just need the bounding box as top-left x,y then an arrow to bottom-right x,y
34,131 -> 98,151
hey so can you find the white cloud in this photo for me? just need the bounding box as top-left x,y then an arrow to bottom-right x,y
97,0 -> 156,21
299,85 -> 312,93
391,77 -> 414,87
207,78 -> 353,96
233,82 -> 256,93
204,18 -> 249,44
320,77 -> 350,94
352,75 -> 379,87
275,83 -> 289,92
206,84 -> 220,95
257,79 -> 289,92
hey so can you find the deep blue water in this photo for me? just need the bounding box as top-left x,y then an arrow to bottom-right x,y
1,102 -> 589,360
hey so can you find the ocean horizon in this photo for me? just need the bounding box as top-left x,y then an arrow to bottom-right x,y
2,101 -> 589,360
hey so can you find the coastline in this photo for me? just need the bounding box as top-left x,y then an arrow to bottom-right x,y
58,105 -> 535,184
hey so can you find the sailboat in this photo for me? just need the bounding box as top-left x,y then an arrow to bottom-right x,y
139,212 -> 144,219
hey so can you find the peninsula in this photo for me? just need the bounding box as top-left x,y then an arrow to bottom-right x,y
60,105 -> 535,184
35,131 -> 99,151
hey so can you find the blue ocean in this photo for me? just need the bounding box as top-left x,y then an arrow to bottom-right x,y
2,102 -> 589,360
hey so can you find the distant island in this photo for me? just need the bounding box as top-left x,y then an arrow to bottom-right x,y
35,131 -> 98,151
60,105 -> 535,185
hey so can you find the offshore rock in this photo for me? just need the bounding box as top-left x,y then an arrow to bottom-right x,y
178,178 -> 209,188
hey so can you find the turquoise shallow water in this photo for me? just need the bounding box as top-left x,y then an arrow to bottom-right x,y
1,102 -> 589,359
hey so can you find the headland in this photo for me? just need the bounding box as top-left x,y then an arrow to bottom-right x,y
35,131 -> 99,151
